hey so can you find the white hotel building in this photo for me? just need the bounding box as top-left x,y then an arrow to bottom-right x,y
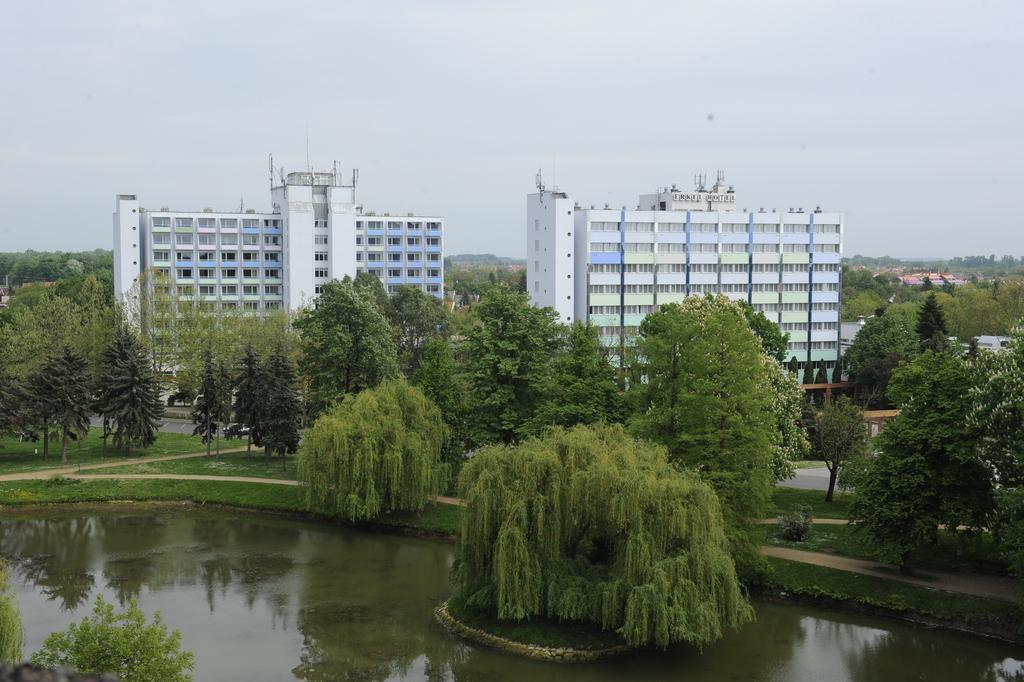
527,175 -> 843,369
114,169 -> 444,312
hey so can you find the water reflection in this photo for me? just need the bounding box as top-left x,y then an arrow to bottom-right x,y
3,509 -> 1022,682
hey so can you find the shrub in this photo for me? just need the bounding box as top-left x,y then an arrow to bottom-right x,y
777,504 -> 814,541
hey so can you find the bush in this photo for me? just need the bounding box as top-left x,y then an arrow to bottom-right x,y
44,475 -> 79,488
777,504 -> 814,541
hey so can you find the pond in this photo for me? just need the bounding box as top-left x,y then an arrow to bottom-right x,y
1,507 -> 1022,681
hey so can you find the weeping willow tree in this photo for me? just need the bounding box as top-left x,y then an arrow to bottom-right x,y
0,560 -> 24,663
298,379 -> 447,520
453,423 -> 753,649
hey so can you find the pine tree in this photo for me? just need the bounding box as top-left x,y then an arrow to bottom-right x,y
191,350 -> 220,457
233,344 -> 263,458
261,346 -> 302,466
213,359 -> 233,458
833,354 -> 845,382
814,359 -> 829,384
916,292 -> 948,350
43,346 -> 92,466
802,361 -> 815,385
95,327 -> 165,454
787,355 -> 800,376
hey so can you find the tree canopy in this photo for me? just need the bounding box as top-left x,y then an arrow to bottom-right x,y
299,379 -> 446,521
810,396 -> 867,502
386,285 -> 449,376
627,295 -> 788,577
293,278 -> 398,417
740,302 -> 790,363
916,292 -> 948,350
453,424 -> 752,649
94,326 -> 165,453
844,312 -> 919,406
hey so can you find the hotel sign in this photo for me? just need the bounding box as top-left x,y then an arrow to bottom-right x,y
672,192 -> 736,204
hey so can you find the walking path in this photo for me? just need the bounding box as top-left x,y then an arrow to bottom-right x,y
761,546 -> 1019,602
2,462 -> 1016,603
0,447 -> 248,482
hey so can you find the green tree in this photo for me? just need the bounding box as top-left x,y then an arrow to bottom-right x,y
802,361 -> 815,385
628,295 -> 782,578
95,327 -> 165,453
299,379 -> 446,520
30,596 -> 194,682
43,346 -> 92,466
353,270 -> 391,313
810,396 -> 868,502
386,285 -> 449,375
190,350 -> 220,457
844,313 -> 919,407
851,351 -> 993,566
0,367 -> 22,443
814,359 -> 829,384
294,278 -> 398,417
463,285 -> 560,445
0,560 -> 23,664
970,328 -> 1024,486
787,355 -> 799,376
916,292 -> 948,350
453,424 -> 753,648
739,301 -> 789,362
232,344 -> 264,457
260,346 -> 302,466
411,338 -> 467,474
524,322 -> 624,434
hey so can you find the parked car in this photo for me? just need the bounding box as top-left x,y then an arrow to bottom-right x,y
222,423 -> 251,439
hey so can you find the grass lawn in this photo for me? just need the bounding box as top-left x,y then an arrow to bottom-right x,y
99,447 -> 299,480
763,523 -> 1010,575
447,596 -> 626,650
0,476 -> 461,537
789,460 -> 826,469
0,429 -> 208,475
770,486 -> 853,519
765,557 -> 1023,631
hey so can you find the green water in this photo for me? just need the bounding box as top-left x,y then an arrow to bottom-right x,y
1,508 -> 1021,681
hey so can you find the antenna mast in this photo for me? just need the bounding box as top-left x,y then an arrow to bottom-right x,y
268,154 -> 274,189
535,168 -> 545,192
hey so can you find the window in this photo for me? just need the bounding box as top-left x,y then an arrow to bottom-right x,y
222,269 -> 236,278
356,253 -> 363,262
152,233 -> 171,245
427,284 -> 440,293
427,253 -> 440,262
816,243 -> 840,252
264,269 -> 280,278
243,234 -> 259,245
314,286 -> 323,295
264,235 -> 280,246
263,252 -> 280,262
721,243 -> 748,253
407,269 -> 420,277
176,251 -> 191,262
590,242 -> 619,253
315,268 -> 328,278
314,251 -> 328,262
783,224 -> 809,233
196,251 -> 214,261
315,235 -> 328,245
265,302 -> 281,310
244,301 -> 259,311
220,234 -> 237,246
243,268 -> 258,279
428,269 -> 440,277
152,217 -> 171,228
222,285 -> 237,296
367,237 -> 382,246
691,223 -> 716,233
388,269 -> 402,278
659,223 -> 686,232
175,218 -> 193,228
264,219 -> 281,228
242,253 -> 259,263
657,242 -> 686,253
722,223 -> 747,233
753,223 -> 779,233
242,219 -> 259,229
221,251 -> 237,261
368,221 -> 382,229
426,237 -> 440,246
175,233 -> 193,245
177,269 -> 192,279
198,233 -> 216,245
624,222 -> 654,232
388,253 -> 402,262
198,218 -> 216,229
388,236 -> 402,246
752,243 -> 777,252
407,237 -> 420,246
783,243 -> 809,253
152,251 -> 169,262
198,269 -> 214,279
244,285 -> 259,296
388,221 -> 402,230
264,285 -> 281,295
427,222 -> 441,230
221,219 -> 238,229
590,221 -> 619,232
367,253 -> 382,262
199,285 -> 215,296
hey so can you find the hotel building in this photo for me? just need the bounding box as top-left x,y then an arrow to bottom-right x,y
114,168 -> 444,313
527,174 -> 842,369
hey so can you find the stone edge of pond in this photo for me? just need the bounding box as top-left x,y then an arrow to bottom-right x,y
434,601 -> 634,663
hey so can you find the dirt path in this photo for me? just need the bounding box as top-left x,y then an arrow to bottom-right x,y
756,518 -> 849,525
68,473 -> 299,486
762,545 -> 1019,602
0,447 -> 249,482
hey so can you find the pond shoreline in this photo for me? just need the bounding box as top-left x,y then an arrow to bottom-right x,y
2,498 -> 1020,647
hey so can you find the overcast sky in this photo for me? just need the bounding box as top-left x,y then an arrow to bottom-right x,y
1,1 -> 1021,259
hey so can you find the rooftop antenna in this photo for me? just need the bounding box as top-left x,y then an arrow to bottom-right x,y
238,196 -> 245,212
552,154 -> 557,192
305,129 -> 311,174
268,154 -> 274,189
352,168 -> 359,201
535,168 -> 545,192
333,160 -> 338,185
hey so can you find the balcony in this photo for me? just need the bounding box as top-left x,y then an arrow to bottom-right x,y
198,260 -> 217,268
264,228 -> 282,235
425,245 -> 442,253
366,260 -> 385,268
262,260 -> 281,268
175,261 -> 194,268
242,227 -> 260,235
367,228 -> 385,236
387,244 -> 405,253
220,261 -> 240,268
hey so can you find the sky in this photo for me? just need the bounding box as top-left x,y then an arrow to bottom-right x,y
0,0 -> 1021,259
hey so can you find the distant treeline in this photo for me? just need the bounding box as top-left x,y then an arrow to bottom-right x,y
0,249 -> 113,286
847,254 -> 1024,275
445,253 -> 525,268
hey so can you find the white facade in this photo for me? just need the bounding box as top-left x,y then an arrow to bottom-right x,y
114,169 -> 443,314
528,176 -> 844,368
526,189 -> 576,323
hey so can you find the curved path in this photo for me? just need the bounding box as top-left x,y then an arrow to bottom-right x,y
0,447 -> 249,482
761,546 -> 1019,602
